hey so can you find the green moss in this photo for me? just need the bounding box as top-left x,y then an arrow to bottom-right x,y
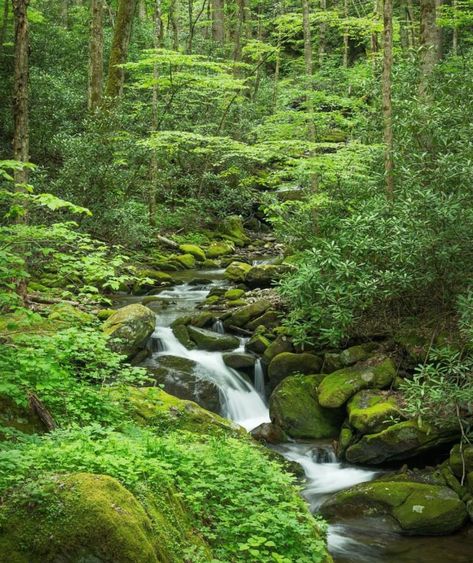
337,426 -> 354,457
245,264 -> 294,289
223,299 -> 272,328
217,216 -> 250,247
178,244 -> 206,262
263,335 -> 294,363
187,326 -> 239,351
246,310 -> 280,331
97,308 -> 116,320
224,288 -> 245,300
48,303 -> 95,325
139,269 -> 174,283
268,352 -> 322,390
245,333 -> 271,354
174,253 -> 196,269
339,343 -> 378,366
345,419 -> 459,465
347,390 -> 402,434
321,480 -> 467,535
172,324 -> 196,349
224,261 -> 252,282
102,304 -> 156,358
270,375 -> 344,439
206,242 -> 234,258
318,356 -> 396,408
449,444 -> 473,478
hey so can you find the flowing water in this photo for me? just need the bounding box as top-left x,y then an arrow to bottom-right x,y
120,270 -> 473,562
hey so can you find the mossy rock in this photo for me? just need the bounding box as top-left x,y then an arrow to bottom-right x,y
97,308 -> 116,320
345,419 -> 459,465
347,390 -> 402,435
178,244 -> 206,262
118,386 -> 243,436
263,335 -> 294,363
223,299 -> 271,328
270,375 -> 344,439
174,253 -> 196,269
0,472 -> 212,562
224,288 -> 245,300
102,304 -> 156,358
227,299 -> 247,307
318,356 -> 396,409
187,325 -> 239,351
340,343 -> 378,367
139,269 -> 174,284
206,242 -> 234,258
268,352 -> 322,390
320,480 -> 467,536
246,310 -> 280,332
48,303 -> 94,325
217,215 -> 250,247
189,312 -> 215,328
245,334 -> 271,354
449,444 -> 473,479
172,324 -> 196,349
245,264 -> 293,289
337,426 -> 354,457
202,258 -> 220,269
146,355 -> 221,413
222,352 -> 257,369
224,261 -> 252,282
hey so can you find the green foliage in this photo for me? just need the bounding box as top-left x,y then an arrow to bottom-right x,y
0,426 -> 328,562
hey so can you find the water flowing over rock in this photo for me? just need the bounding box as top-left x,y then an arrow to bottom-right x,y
187,325 -> 240,351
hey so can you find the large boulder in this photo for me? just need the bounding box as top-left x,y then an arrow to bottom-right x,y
103,304 -> 155,358
320,480 -> 467,536
187,325 -> 239,351
323,343 -> 379,373
344,419 -> 459,465
270,375 -> 344,439
224,261 -> 252,283
318,356 -> 396,408
222,352 -> 256,370
146,355 -> 221,413
178,244 -> 206,262
0,472 -> 211,562
263,335 -> 294,363
246,310 -> 280,331
347,390 -> 403,435
206,241 -> 234,258
268,352 -> 322,390
217,215 -> 250,247
245,264 -> 293,289
245,334 -> 271,354
223,299 -> 272,328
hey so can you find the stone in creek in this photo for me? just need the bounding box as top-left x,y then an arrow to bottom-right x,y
146,355 -> 221,413
268,352 -> 322,390
244,264 -> 293,289
223,299 -> 272,328
224,261 -> 252,283
246,310 -> 280,331
263,335 -> 294,363
222,352 -> 257,370
187,325 -> 239,352
102,304 -> 155,359
347,390 -> 403,435
245,334 -> 271,355
251,422 -> 288,444
320,480 -> 468,536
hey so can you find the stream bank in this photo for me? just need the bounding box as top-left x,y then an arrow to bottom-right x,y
116,257 -> 473,563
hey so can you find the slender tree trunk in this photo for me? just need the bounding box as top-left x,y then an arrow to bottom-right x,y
370,0 -> 381,66
383,0 -> 394,199
88,0 -> 104,111
343,0 -> 349,67
435,0 -> 444,59
138,0 -> 147,20
272,29 -> 281,109
419,0 -> 438,95
407,0 -> 416,48
452,0 -> 458,54
399,0 -> 409,51
318,0 -> 327,66
169,0 -> 179,50
12,0 -> 30,186
0,0 -> 10,61
105,0 -> 138,99
212,0 -> 224,45
233,0 -> 245,63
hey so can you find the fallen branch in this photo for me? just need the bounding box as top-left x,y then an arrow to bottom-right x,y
157,235 -> 179,249
28,392 -> 56,432
26,293 -> 80,306
227,324 -> 253,336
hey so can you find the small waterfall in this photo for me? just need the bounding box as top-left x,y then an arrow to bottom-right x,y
254,359 -> 266,398
212,319 -> 225,334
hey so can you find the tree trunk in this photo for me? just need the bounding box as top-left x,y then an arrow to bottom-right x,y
419,0 -> 438,95
302,0 -> 315,141
212,0 -> 224,45
343,0 -> 349,67
318,0 -> 327,66
169,0 -> 179,50
0,0 -> 10,61
407,0 -> 416,48
105,0 -> 137,99
233,0 -> 246,63
88,0 -> 104,111
452,0 -> 458,54
399,0 -> 409,51
138,0 -> 147,20
370,0 -> 381,65
12,0 -> 30,186
383,0 -> 394,199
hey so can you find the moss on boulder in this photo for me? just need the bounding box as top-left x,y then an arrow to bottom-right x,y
223,299 -> 272,328
270,375 -> 344,439
222,352 -> 256,369
217,216 -> 250,247
187,325 -> 239,351
246,310 -> 280,331
178,244 -> 206,262
318,356 -> 396,408
268,352 -> 322,390
320,480 -> 467,536
206,242 -> 234,258
103,304 -> 155,358
224,261 -> 252,282
224,288 -> 245,300
263,335 -> 294,363
48,303 -> 94,325
245,334 -> 271,354
174,253 -> 196,269
347,390 -> 402,435
245,264 -> 293,289
345,419 -> 459,465
172,324 -> 196,349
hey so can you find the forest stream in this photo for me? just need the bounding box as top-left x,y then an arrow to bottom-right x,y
118,268 -> 473,563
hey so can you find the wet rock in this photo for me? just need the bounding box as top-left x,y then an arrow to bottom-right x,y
224,288 -> 245,300
347,390 -> 403,435
146,355 -> 221,413
174,253 -> 196,269
223,352 -> 257,370
187,325 -> 239,351
318,356 -> 396,408
245,334 -> 271,354
224,261 -> 252,282
172,324 -> 196,350
345,419 -> 459,465
246,310 -> 280,331
223,299 -> 272,328
263,335 -> 294,363
320,480 -> 468,536
268,352 -> 322,390
178,244 -> 206,262
270,375 -> 344,439
245,264 -> 293,289
102,304 -> 155,358
251,422 -> 288,444
206,241 -> 235,258
449,444 -> 473,479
